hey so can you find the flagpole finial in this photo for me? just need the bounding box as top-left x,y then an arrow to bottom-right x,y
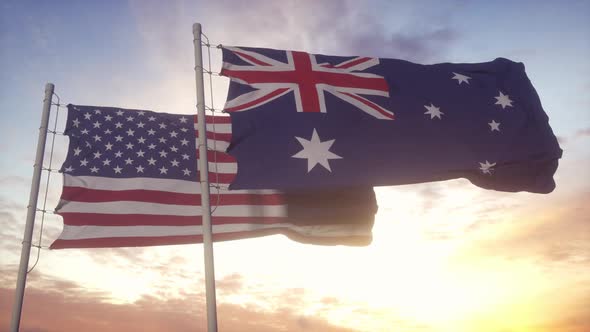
193,23 -> 201,35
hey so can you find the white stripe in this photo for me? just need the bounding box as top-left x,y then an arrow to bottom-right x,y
198,138 -> 229,152
63,174 -> 279,195
193,123 -> 232,134
57,200 -> 287,217
64,174 -> 199,193
56,223 -> 372,240
202,161 -> 237,174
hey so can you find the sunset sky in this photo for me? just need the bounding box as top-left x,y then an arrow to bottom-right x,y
1,1 -> 589,331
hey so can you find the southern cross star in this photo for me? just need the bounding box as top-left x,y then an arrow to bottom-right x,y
451,72 -> 471,84
495,91 -> 513,109
479,160 -> 496,174
488,120 -> 501,131
292,128 -> 342,172
424,103 -> 444,119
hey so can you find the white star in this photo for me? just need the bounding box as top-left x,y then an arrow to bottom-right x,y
136,165 -> 145,173
182,168 -> 191,176
105,142 -> 113,150
495,91 -> 513,109
137,137 -> 146,144
126,129 -> 135,136
136,150 -> 145,157
148,116 -> 156,121
125,142 -> 134,150
159,166 -> 168,174
94,109 -> 102,114
90,166 -> 99,173
148,143 -> 156,150
72,119 -> 80,127
115,122 -> 123,129
147,129 -> 156,135
424,103 -> 444,119
93,134 -> 102,142
83,112 -> 92,120
181,154 -> 190,160
159,150 -> 168,158
137,122 -> 145,128
125,158 -> 133,165
64,166 -> 74,172
180,139 -> 189,146
488,120 -> 501,132
292,129 -> 342,172
126,116 -> 134,122
104,115 -> 113,121
159,123 -> 167,129
93,121 -> 101,128
80,159 -> 88,166
138,111 -> 145,116
93,151 -> 102,159
81,129 -> 89,135
451,72 -> 471,84
116,110 -> 124,116
147,157 -> 157,165
179,117 -> 188,123
159,137 -> 167,143
180,128 -> 188,133
85,141 -> 92,148
102,158 -> 112,166
170,131 -> 178,138
113,166 -> 123,174
114,135 -> 123,142
114,151 -> 123,158
170,146 -> 179,153
104,129 -> 112,134
171,159 -> 179,167
479,160 -> 496,174
73,147 -> 82,156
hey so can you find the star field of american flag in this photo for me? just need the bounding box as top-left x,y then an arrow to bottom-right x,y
61,105 -> 197,181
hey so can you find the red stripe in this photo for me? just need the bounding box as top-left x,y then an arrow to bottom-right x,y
59,213 -> 287,226
60,186 -> 284,205
208,172 -> 235,184
50,229 -> 371,249
61,187 -> 198,205
341,92 -> 395,120
196,131 -> 232,142
198,150 -> 236,163
225,88 -> 290,112
203,115 -> 231,124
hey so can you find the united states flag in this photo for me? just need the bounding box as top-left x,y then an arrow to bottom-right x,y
50,105 -> 375,249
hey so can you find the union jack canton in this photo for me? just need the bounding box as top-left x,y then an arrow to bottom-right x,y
221,46 -> 394,120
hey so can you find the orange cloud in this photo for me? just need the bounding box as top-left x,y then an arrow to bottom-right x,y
0,274 -> 357,332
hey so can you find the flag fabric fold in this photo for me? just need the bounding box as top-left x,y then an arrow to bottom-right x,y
50,105 -> 376,249
221,46 -> 562,193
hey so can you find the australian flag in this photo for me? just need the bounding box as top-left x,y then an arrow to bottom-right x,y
221,46 -> 562,193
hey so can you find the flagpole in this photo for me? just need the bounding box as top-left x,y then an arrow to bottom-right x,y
192,23 -> 218,332
10,83 -> 55,332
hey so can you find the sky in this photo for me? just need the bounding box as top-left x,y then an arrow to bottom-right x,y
0,0 -> 589,331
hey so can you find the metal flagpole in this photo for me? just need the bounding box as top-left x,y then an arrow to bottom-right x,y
192,23 -> 218,332
10,83 -> 55,332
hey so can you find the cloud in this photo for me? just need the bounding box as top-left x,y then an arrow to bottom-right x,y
457,190 -> 590,266
344,28 -> 459,62
574,128 -> 590,138
0,275 -> 358,332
